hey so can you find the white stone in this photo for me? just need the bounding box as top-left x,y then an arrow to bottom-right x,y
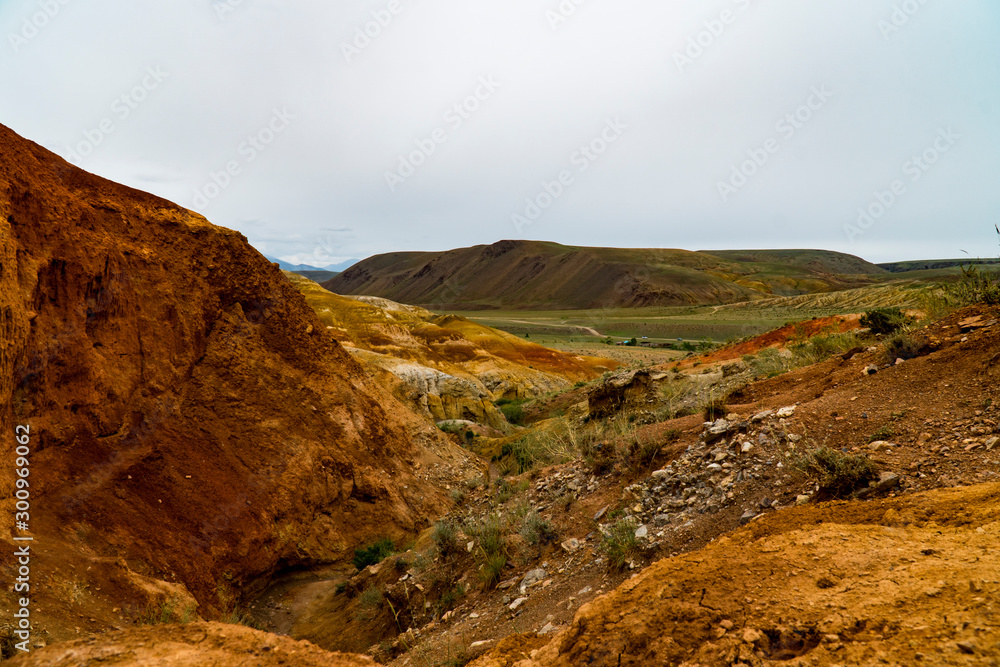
776,406 -> 796,418
561,538 -> 581,553
520,568 -> 547,595
509,597 -> 528,611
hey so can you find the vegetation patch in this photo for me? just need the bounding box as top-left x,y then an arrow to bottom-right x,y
353,537 -> 396,571
801,448 -> 880,499
882,332 -> 923,363
354,585 -> 384,621
465,513 -> 509,588
601,518 -> 640,571
432,519 -> 462,557
520,510 -> 556,546
496,398 -> 528,426
137,597 -> 197,625
860,307 -> 908,335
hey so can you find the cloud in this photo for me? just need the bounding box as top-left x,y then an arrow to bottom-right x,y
1,0 -> 998,264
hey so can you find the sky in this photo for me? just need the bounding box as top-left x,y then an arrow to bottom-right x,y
1,1 -> 999,268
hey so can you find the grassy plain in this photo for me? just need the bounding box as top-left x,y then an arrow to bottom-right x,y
449,282 -> 935,339
442,280 -> 940,364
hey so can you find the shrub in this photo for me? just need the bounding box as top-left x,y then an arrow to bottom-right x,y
703,397 -> 727,422
601,518 -> 640,571
353,537 -> 395,571
860,308 -> 907,335
432,519 -> 461,557
480,553 -> 507,589
355,586 -> 384,621
496,398 -> 527,426
227,609 -> 263,630
946,262 -> 1000,306
868,424 -> 894,442
466,514 -> 508,587
743,347 -> 788,378
441,583 -> 466,611
520,510 -> 556,546
138,598 -> 197,625
883,332 -> 922,363
802,448 -> 879,498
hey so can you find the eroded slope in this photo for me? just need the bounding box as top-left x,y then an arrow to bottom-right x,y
289,274 -> 615,428
0,122 -> 475,645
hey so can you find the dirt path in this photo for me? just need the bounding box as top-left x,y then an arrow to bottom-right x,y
249,566 -> 352,636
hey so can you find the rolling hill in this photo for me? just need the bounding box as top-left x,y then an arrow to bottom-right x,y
878,258 -> 1000,273
323,240 -> 886,310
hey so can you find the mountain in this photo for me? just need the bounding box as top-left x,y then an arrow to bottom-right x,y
323,240 -> 885,310
263,254 -> 358,273
288,274 -> 616,429
0,122 -> 475,644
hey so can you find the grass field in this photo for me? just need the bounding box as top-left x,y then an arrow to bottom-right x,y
442,280 -> 939,350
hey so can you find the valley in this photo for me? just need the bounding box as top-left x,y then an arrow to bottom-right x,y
1,121 -> 999,666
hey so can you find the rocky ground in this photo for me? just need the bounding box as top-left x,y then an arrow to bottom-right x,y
287,304 -> 1000,666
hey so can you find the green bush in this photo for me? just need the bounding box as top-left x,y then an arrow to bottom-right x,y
601,518 -> 640,571
860,308 -> 907,335
802,448 -> 879,498
352,537 -> 395,571
946,264 -> 1000,306
466,514 -> 508,588
432,519 -> 461,557
743,347 -> 788,378
520,510 -> 556,546
496,398 -> 528,426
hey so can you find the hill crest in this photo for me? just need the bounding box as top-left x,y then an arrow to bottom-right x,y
325,240 -> 884,310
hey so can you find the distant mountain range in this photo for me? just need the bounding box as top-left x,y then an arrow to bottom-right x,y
262,254 -> 358,273
322,240 -> 887,310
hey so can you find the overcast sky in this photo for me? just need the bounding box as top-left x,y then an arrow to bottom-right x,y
2,1 -> 998,267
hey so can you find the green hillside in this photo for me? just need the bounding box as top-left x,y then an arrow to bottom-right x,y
324,240 -> 885,310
